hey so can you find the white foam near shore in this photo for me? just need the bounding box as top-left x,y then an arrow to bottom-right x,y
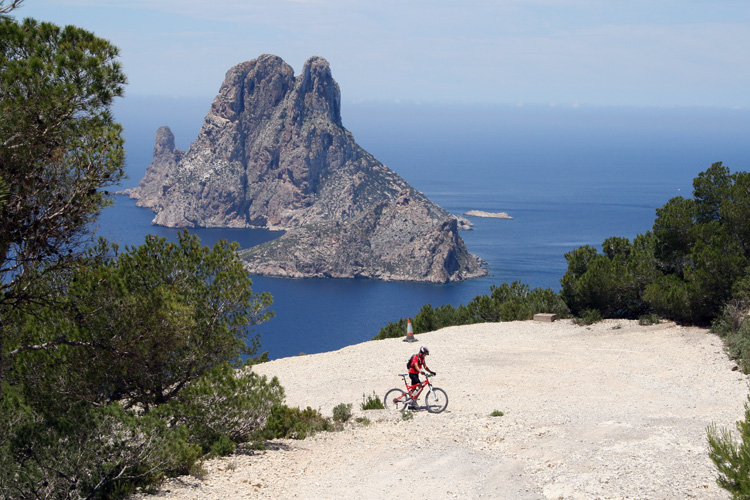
135,319 -> 748,500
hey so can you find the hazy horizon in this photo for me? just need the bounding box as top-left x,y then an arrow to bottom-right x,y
14,1 -> 750,109
113,95 -> 749,196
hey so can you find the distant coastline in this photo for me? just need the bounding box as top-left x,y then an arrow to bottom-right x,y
464,210 -> 513,220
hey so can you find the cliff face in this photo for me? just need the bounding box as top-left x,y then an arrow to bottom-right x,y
128,55 -> 486,283
240,192 -> 483,283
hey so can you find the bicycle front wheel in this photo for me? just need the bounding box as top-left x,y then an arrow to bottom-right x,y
384,388 -> 409,412
424,387 -> 448,413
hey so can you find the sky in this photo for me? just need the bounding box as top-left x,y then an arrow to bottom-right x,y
12,0 -> 750,107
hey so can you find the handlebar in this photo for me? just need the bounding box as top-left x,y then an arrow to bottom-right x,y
399,372 -> 436,378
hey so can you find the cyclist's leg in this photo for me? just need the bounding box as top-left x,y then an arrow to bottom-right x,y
409,374 -> 424,409
408,373 -> 421,395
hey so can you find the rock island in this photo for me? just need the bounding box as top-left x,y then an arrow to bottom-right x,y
124,55 -> 487,283
464,210 -> 513,219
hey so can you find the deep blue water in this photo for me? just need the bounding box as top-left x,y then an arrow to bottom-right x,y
102,99 -> 750,359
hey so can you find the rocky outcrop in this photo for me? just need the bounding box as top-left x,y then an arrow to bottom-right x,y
464,210 -> 513,220
120,126 -> 183,206
240,192 -> 483,282
127,55 -> 486,283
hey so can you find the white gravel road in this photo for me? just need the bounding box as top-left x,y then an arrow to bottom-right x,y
134,319 -> 748,500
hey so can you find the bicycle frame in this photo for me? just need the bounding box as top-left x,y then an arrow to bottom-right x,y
402,372 -> 433,399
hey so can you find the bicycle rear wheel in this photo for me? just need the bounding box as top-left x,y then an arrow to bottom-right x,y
384,388 -> 409,412
424,387 -> 448,413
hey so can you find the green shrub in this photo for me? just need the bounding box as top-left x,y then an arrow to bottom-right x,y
413,303 -> 474,333
573,308 -> 603,326
712,298 -> 750,337
0,399 -> 201,500
490,410 -> 504,417
164,363 -> 284,453
332,403 -> 353,423
525,287 -> 571,318
644,273 -> 693,323
373,318 -> 408,340
711,298 -> 750,372
638,313 -> 661,326
208,434 -> 236,457
561,235 -> 659,319
189,462 -> 208,481
723,324 -> 750,374
466,294 -> 501,322
260,405 -> 331,440
708,394 -> 750,498
499,298 -> 532,321
361,392 -> 385,410
373,282 -> 569,340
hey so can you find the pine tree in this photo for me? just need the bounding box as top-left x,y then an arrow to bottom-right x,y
0,16 -> 126,394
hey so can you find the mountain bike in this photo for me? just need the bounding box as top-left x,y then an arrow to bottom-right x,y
384,372 -> 448,413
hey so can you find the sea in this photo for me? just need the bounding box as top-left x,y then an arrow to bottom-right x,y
100,97 -> 750,359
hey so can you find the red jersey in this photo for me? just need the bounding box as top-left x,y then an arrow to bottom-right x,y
408,353 -> 425,374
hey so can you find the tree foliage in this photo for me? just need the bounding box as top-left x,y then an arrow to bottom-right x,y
373,281 -> 570,340
164,363 -> 284,454
11,232 -> 274,409
260,405 -> 332,440
3,231 -> 277,498
0,13 -> 283,498
708,395 -> 750,499
0,16 -> 126,390
561,234 -> 660,319
0,395 -> 201,499
72,232 -> 272,409
561,162 -> 750,326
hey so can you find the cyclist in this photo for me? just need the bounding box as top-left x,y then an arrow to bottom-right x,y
407,346 -> 435,396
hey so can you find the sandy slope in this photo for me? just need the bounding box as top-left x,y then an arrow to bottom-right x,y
134,319 -> 748,500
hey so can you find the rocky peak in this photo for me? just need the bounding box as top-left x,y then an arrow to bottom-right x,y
218,55 -> 294,124
119,126 -> 182,207
295,56 -> 342,126
153,126 -> 178,158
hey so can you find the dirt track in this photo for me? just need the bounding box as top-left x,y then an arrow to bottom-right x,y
135,319 -> 748,499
